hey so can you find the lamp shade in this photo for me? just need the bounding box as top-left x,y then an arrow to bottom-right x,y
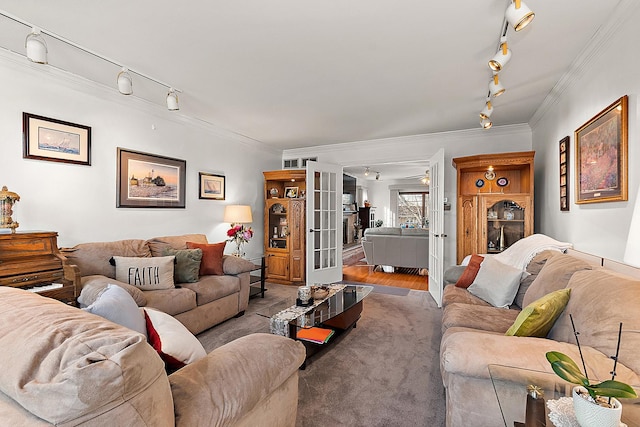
506,0 -> 535,32
488,40 -> 512,72
624,188 -> 640,267
117,68 -> 133,95
167,88 -> 179,111
489,74 -> 505,98
224,205 -> 253,224
25,29 -> 47,64
480,100 -> 493,120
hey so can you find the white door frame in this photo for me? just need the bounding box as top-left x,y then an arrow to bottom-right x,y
428,149 -> 445,307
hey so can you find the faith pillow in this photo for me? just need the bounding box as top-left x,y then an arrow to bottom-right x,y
467,256 -> 523,308
112,255 -> 175,290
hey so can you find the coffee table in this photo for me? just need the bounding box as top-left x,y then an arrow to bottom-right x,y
258,284 -> 373,367
489,364 -> 640,426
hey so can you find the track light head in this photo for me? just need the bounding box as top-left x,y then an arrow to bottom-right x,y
375,172 -> 380,181
25,28 -> 47,64
489,73 -> 505,98
488,37 -> 511,72
506,0 -> 535,32
364,167 -> 370,176
166,88 -> 179,111
479,99 -> 493,120
480,118 -> 493,129
117,67 -> 133,95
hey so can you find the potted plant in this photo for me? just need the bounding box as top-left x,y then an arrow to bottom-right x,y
546,319 -> 637,427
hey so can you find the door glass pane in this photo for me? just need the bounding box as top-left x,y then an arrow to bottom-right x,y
398,192 -> 429,228
486,200 -> 525,253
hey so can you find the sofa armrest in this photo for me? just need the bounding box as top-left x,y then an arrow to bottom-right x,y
222,255 -> 255,275
169,333 -> 305,427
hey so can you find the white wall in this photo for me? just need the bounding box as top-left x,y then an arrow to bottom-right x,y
0,51 -> 281,258
531,2 -> 640,262
284,125 -> 532,268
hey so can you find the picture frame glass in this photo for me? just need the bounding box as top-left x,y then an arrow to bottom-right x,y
23,112 -> 91,165
199,172 -> 225,200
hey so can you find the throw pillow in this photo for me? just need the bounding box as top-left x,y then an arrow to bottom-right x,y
83,284 -> 147,336
78,275 -> 147,307
186,241 -> 225,276
513,250 -> 558,309
467,256 -> 524,308
455,254 -> 484,288
143,308 -> 207,372
163,248 -> 203,283
112,255 -> 175,291
505,288 -> 571,337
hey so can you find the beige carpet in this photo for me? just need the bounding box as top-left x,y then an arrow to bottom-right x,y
197,283 -> 445,427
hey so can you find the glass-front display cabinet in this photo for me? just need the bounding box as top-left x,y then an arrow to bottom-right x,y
481,196 -> 532,254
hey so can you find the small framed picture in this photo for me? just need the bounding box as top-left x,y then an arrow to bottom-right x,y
559,136 -> 570,211
199,172 -> 225,200
23,112 -> 91,165
285,186 -> 299,198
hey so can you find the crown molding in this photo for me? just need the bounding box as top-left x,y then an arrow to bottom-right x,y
529,0 -> 639,129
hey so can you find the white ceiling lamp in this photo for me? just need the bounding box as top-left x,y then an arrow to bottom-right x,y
479,98 -> 493,120
480,117 -> 493,129
375,172 -> 381,181
489,73 -> 505,98
117,67 -> 133,95
506,0 -> 535,32
420,170 -> 430,186
364,167 -> 370,176
25,27 -> 47,64
167,88 -> 179,111
488,36 -> 511,72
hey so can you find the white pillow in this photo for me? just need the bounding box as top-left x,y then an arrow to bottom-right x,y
112,256 -> 175,291
83,284 -> 147,336
143,308 -> 206,370
467,256 -> 524,308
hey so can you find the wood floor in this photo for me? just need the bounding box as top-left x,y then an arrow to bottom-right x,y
342,261 -> 429,291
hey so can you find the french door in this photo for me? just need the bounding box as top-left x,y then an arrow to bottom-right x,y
428,149 -> 445,307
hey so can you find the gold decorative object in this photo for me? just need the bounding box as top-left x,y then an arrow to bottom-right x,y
0,186 -> 20,233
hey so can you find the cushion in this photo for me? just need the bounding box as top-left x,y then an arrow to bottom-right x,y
522,253 -> 592,308
455,254 -> 484,288
223,255 -> 257,275
112,255 -> 175,290
505,288 -> 571,337
147,234 -> 209,257
79,275 -> 147,306
143,307 -> 206,372
164,248 -> 203,283
186,241 -> 225,276
467,256 -> 523,308
513,250 -> 558,309
83,284 -> 147,336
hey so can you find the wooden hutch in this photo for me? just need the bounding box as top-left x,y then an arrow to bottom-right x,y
263,170 -> 307,285
452,151 -> 535,264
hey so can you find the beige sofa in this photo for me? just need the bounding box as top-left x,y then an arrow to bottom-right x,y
440,250 -> 640,426
0,286 -> 305,426
361,227 -> 429,269
61,234 -> 254,335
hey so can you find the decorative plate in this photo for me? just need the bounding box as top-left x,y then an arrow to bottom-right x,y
496,177 -> 509,187
475,179 -> 485,188
484,170 -> 496,181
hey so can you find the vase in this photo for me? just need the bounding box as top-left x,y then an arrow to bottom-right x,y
572,386 -> 622,427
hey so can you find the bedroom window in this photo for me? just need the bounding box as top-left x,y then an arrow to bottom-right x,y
398,192 -> 429,228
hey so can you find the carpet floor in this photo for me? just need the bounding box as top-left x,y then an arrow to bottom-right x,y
197,283 -> 445,427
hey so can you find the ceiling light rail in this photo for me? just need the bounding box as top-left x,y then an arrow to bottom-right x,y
478,0 -> 535,129
1,9 -> 182,111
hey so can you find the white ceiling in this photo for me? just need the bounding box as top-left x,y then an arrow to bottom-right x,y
0,1 -> 621,156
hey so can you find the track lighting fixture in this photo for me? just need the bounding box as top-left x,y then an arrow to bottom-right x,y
420,171 -> 430,186
488,36 -> 511,72
25,27 -> 47,64
489,73 -> 505,98
479,99 -> 493,120
364,167 -> 370,176
505,0 -> 535,32
166,88 -> 179,111
480,118 -> 493,129
375,172 -> 381,181
117,67 -> 133,95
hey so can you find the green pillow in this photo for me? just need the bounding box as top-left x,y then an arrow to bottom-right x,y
163,248 -> 203,283
505,288 -> 571,337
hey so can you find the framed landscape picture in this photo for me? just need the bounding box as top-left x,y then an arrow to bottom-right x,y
199,172 -> 225,200
23,112 -> 91,165
117,148 -> 186,208
575,95 -> 628,204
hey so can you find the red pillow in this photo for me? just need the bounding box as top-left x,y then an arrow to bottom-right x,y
455,254 -> 484,288
186,241 -> 225,276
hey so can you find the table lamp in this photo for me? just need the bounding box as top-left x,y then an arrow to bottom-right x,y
224,205 -> 253,257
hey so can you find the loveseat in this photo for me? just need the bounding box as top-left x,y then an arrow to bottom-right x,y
440,244 -> 640,426
361,226 -> 429,269
61,233 -> 255,335
0,286 -> 306,426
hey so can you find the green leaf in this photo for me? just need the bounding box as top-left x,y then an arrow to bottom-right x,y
591,381 -> 638,399
546,352 -> 588,385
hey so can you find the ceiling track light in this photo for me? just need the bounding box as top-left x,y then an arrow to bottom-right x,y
364,167 -> 370,176
117,67 -> 133,95
421,170 -> 430,186
25,27 -> 47,64
480,118 -> 493,129
167,88 -> 179,111
506,0 -> 535,32
375,172 -> 381,181
479,98 -> 493,120
489,73 -> 505,98
488,36 -> 511,72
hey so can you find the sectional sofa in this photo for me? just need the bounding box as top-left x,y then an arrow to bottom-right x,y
361,226 -> 429,269
440,248 -> 640,426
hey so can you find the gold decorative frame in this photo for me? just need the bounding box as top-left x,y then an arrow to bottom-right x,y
198,172 -> 225,200
575,95 -> 628,204
23,112 -> 91,165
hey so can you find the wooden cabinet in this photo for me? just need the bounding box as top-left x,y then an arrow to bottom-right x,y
264,170 -> 306,285
0,231 -> 80,304
452,151 -> 535,264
